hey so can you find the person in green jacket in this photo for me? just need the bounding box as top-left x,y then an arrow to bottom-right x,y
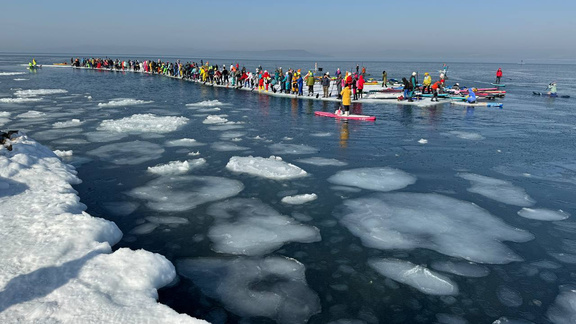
306,71 -> 315,96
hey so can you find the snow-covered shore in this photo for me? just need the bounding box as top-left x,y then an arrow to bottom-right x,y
0,134 -> 206,323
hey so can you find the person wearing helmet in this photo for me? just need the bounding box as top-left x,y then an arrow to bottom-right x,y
422,72 -> 432,94
495,68 -> 503,84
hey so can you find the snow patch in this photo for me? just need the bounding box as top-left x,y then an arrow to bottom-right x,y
98,114 -> 188,134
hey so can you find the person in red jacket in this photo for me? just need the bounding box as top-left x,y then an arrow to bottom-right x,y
345,72 -> 353,88
431,81 -> 441,102
495,68 -> 503,84
357,74 -> 365,99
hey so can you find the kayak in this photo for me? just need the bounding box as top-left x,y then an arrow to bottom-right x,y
533,91 -> 570,98
315,111 -> 376,121
451,101 -> 503,108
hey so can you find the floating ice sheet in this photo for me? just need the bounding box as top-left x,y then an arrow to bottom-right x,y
517,208 -> 569,221
226,156 -> 308,180
328,167 -> 416,192
296,157 -> 348,167
177,256 -> 320,324
53,119 -> 84,128
147,159 -> 206,175
128,175 -> 243,212
16,110 -> 46,118
430,260 -> 489,278
0,97 -> 42,103
337,193 -> 534,264
206,198 -> 320,255
269,143 -> 319,155
447,131 -> 485,140
0,72 -> 26,76
281,193 -> 318,205
368,258 -> 459,295
459,173 -> 535,207
14,89 -> 68,97
211,142 -> 250,152
98,114 -> 188,134
547,285 -> 576,324
165,138 -> 205,147
186,100 -> 229,107
87,140 -> 164,165
97,98 -> 153,107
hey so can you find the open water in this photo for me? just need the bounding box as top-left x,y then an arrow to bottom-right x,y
1,54 -> 576,324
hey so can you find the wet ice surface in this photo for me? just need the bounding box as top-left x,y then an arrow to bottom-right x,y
97,98 -> 153,107
226,156 -> 308,180
87,140 -> 164,165
546,285 -> 576,324
337,193 -> 534,264
517,208 -> 570,221
98,114 -> 189,133
147,158 -> 206,175
328,167 -> 416,192
128,175 -> 244,212
281,193 -> 318,204
206,198 -> 321,255
296,157 -> 348,166
368,259 -> 459,295
459,173 -> 536,207
177,256 -> 320,324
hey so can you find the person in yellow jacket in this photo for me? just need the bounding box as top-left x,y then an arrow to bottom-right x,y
339,85 -> 352,116
422,72 -> 432,94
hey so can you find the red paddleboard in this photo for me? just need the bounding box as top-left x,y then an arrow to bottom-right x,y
315,111 -> 376,121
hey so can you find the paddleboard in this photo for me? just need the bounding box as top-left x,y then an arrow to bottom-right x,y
491,83 -> 506,87
451,101 -> 503,108
315,111 -> 376,121
533,92 -> 570,98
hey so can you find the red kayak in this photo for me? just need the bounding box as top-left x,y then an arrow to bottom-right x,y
315,111 -> 376,121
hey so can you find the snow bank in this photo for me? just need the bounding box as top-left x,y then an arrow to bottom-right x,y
98,114 -> 188,134
226,156 -> 308,180
328,167 -> 416,192
0,135 -> 205,323
97,98 -> 153,107
337,193 -> 534,264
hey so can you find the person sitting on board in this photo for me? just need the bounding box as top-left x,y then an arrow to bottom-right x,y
466,88 -> 477,104
495,68 -> 503,84
547,82 -> 557,96
340,85 -> 352,116
431,81 -> 441,102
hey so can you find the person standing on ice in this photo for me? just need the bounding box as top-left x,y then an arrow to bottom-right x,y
340,85 -> 352,116
357,74 -> 365,99
402,77 -> 414,102
306,71 -> 315,96
422,72 -> 432,94
382,70 -> 388,87
322,72 -> 331,98
336,73 -> 343,99
297,73 -> 304,96
410,72 -> 418,92
431,80 -> 441,101
495,68 -> 503,84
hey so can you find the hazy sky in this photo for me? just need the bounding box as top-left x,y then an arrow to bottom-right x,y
2,0 -> 575,62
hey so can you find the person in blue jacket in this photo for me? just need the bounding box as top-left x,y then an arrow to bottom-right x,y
466,88 -> 477,103
297,73 -> 304,96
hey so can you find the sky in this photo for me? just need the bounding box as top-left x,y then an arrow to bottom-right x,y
1,0 -> 576,63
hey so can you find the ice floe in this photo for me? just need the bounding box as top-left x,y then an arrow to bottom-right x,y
211,142 -> 250,152
14,89 -> 68,97
177,256 -> 320,323
337,193 -> 534,264
459,173 -> 535,207
53,119 -> 84,128
226,156 -> 308,180
368,259 -> 459,295
281,193 -> 318,205
97,98 -> 153,107
496,285 -> 523,307
98,114 -> 188,134
328,167 -> 416,192
128,175 -> 244,212
87,140 -> 164,165
448,131 -> 485,140
54,149 -> 73,158
547,285 -> 576,324
165,138 -> 205,147
418,138 -> 428,144
16,110 -> 46,118
430,260 -> 489,278
269,143 -> 319,155
206,198 -> 320,255
202,115 -> 234,124
102,201 -> 140,216
0,97 -> 42,103
296,157 -> 348,166
517,208 -> 569,221
186,100 -> 229,107
147,159 -> 206,175
0,135 -> 205,323
13,78 -> 28,81
146,216 -> 189,225
0,72 -> 26,76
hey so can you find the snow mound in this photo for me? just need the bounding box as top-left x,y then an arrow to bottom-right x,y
53,119 -> 84,128
226,156 -> 308,180
281,193 -> 318,205
517,208 -> 569,221
98,114 -> 188,134
459,173 -> 535,207
296,157 -> 348,166
177,256 -> 320,324
337,193 -> 534,264
0,135 -> 205,323
269,143 -> 319,155
87,141 -> 164,165
14,89 -> 68,97
328,167 -> 416,192
128,175 -> 244,212
368,258 -> 459,295
206,198 -> 321,256
98,98 -> 153,107
147,159 -> 206,175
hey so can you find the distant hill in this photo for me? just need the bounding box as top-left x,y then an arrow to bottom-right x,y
216,49 -> 330,59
